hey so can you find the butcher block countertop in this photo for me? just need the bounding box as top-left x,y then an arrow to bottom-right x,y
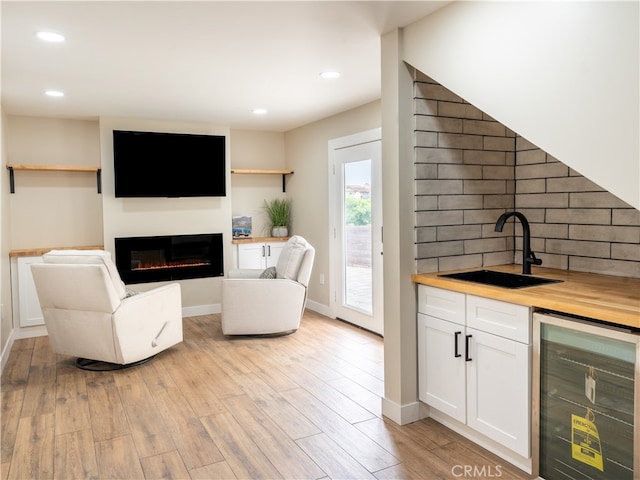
413,264 -> 640,330
9,245 -> 103,257
231,236 -> 290,244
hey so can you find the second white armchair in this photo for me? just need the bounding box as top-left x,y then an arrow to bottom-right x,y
221,235 -> 315,336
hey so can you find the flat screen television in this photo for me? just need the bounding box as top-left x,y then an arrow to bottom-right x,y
113,130 -> 226,198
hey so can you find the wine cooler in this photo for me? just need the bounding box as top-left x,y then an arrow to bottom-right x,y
534,312 -> 640,480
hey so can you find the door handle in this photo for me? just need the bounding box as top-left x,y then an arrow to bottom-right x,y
454,331 -> 462,358
262,245 -> 265,257
465,334 -> 472,362
267,245 -> 271,256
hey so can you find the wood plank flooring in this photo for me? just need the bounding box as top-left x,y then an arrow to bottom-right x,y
1,310 -> 533,479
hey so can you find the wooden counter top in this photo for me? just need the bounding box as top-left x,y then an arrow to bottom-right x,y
9,245 -> 103,257
413,265 -> 640,330
231,236 -> 290,244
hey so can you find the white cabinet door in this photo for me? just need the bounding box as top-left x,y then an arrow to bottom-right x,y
418,313 -> 466,423
265,242 -> 284,268
417,285 -> 532,459
466,327 -> 531,458
17,256 -> 45,327
237,243 -> 267,269
237,241 -> 286,269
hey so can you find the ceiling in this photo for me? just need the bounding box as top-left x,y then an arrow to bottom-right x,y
1,1 -> 449,132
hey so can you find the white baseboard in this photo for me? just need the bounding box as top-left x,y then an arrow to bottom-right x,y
182,303 -> 220,318
305,300 -> 332,318
381,397 -> 423,425
0,323 -> 50,374
14,324 -> 48,339
0,329 -> 16,375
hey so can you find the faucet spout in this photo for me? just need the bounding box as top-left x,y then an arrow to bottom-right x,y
494,211 -> 542,274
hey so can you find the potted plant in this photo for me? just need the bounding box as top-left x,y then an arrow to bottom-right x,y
263,198 -> 292,237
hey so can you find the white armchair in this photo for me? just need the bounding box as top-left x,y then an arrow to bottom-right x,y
31,249 -> 183,370
222,235 -> 315,336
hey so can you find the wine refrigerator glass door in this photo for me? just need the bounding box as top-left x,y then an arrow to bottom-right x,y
534,312 -> 639,480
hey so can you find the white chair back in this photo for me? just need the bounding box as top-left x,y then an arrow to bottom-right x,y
43,249 -> 127,300
275,236 -> 314,284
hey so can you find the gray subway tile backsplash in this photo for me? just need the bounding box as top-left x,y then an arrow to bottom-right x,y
413,71 -> 640,278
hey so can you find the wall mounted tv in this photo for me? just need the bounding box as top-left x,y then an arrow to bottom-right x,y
113,130 -> 226,198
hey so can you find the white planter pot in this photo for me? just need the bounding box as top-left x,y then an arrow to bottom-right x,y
272,226 -> 288,238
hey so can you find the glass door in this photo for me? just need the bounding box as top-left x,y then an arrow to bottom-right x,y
535,312 -> 639,480
329,129 -> 383,335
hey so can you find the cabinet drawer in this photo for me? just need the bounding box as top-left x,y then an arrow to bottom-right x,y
418,285 -> 465,324
466,295 -> 531,343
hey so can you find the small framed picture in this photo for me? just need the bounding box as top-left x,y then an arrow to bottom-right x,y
232,215 -> 252,237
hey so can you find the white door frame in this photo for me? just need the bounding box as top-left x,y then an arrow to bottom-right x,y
328,128 -> 383,335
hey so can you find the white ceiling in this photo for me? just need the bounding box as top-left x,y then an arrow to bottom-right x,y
2,1 -> 449,132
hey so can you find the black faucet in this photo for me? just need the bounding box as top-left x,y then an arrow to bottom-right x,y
494,211 -> 542,274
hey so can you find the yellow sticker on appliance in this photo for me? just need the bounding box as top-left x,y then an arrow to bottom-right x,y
571,414 -> 604,472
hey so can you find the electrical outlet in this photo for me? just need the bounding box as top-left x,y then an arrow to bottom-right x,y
319,274 -> 325,285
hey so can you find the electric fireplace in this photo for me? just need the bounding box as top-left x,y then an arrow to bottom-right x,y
115,233 -> 223,284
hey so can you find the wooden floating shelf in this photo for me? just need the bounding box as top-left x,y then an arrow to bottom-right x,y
231,169 -> 294,175
230,168 -> 294,192
6,164 -> 102,194
7,164 -> 100,173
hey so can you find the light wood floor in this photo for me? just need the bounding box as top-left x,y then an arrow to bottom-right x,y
1,310 -> 532,479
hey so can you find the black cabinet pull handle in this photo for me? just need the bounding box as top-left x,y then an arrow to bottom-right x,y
454,331 -> 462,358
465,334 -> 472,362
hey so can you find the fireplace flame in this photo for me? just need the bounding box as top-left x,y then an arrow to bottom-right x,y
131,259 -> 211,271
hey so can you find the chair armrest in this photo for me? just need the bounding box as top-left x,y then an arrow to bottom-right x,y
113,283 -> 183,363
228,269 -> 264,279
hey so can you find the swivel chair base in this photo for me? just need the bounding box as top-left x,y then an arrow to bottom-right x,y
75,355 -> 155,371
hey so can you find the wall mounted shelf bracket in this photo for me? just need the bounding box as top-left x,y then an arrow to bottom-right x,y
230,169 -> 294,192
6,164 -> 102,194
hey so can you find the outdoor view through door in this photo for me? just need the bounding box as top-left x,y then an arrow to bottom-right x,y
329,129 -> 383,335
344,159 -> 373,313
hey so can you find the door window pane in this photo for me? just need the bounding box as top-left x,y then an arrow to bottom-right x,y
344,159 -> 372,314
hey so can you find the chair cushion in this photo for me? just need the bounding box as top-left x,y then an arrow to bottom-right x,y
275,236 -> 308,280
43,249 -> 128,300
259,266 -> 277,279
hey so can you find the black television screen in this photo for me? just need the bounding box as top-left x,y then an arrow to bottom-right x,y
113,130 -> 226,198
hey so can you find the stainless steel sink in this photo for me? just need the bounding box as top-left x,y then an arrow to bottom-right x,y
438,269 -> 563,289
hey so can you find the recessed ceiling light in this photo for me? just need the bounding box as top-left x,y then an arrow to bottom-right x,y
45,90 -> 64,97
320,71 -> 341,79
37,31 -> 65,42
252,108 -> 267,115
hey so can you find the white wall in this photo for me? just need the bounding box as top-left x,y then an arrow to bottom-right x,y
1,116 -> 103,368
380,30 -> 423,424
1,110 -> 13,367
403,1 -> 640,209
285,100 -> 381,312
5,116 -> 103,248
230,129 -> 287,238
99,117 -> 232,312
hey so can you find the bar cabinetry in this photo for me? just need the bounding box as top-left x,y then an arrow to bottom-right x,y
418,285 -> 532,463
